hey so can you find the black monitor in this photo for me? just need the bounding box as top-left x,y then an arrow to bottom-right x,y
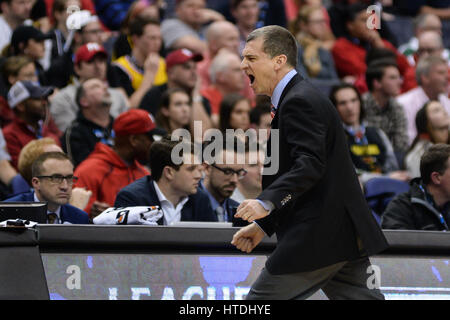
0,202 -> 48,224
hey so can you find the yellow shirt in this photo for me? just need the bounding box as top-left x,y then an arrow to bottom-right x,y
113,55 -> 167,91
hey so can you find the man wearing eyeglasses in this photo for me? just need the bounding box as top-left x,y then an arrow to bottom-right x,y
4,152 -> 90,224
201,139 -> 249,225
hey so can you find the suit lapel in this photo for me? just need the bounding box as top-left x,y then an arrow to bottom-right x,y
271,74 -> 302,127
148,178 -> 164,225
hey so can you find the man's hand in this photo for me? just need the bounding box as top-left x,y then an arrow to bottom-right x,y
69,187 -> 92,210
231,223 -> 265,253
234,199 -> 269,223
90,201 -> 110,218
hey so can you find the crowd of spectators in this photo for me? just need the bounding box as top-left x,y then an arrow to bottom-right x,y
1,0 -> 450,232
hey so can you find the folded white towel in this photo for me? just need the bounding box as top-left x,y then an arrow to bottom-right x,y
93,206 -> 163,225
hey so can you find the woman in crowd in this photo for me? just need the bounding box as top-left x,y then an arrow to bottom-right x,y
289,4 -> 337,80
219,93 -> 251,134
405,100 -> 450,178
0,56 -> 39,127
330,83 -> 409,185
156,88 -> 192,137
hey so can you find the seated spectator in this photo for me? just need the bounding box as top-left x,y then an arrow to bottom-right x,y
201,136 -> 248,223
62,78 -> 114,167
353,47 -> 417,95
405,100 -> 450,179
0,56 -> 38,127
362,59 -> 410,159
0,0 -> 33,53
3,80 -> 59,169
108,0 -> 162,60
230,0 -> 259,56
331,2 -> 415,93
74,109 -> 155,218
139,48 -> 213,137
14,137 -> 91,210
249,95 -> 272,146
201,49 -> 247,125
197,20 -> 254,101
114,135 -> 217,225
330,83 -> 409,185
382,143 -> 450,231
415,30 -> 449,67
17,137 -> 63,190
398,13 -> 449,66
46,9 -> 105,88
0,129 -> 17,199
156,88 -> 192,137
110,17 -> 167,108
48,0 -> 81,55
289,4 -> 337,80
327,0 -> 398,46
50,42 -> 129,132
397,55 -> 450,144
6,25 -> 51,85
231,142 -> 263,203
218,93 -> 251,134
161,0 -> 224,54
3,152 -> 90,224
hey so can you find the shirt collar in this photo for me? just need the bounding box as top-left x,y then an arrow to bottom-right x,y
271,69 -> 297,110
200,180 -> 230,214
153,181 -> 188,208
33,192 -> 61,218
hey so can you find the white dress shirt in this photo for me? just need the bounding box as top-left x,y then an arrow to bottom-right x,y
153,181 -> 189,226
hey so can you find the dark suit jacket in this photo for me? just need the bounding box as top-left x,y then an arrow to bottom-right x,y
114,176 -> 217,224
257,73 -> 389,275
4,191 -> 90,224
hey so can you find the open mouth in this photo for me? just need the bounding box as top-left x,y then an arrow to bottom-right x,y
248,74 -> 255,84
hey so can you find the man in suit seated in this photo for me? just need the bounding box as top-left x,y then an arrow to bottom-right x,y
114,136 -> 216,225
4,152 -> 89,224
382,143 -> 450,231
201,136 -> 252,225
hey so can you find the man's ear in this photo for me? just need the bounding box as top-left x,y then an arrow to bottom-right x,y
273,54 -> 287,71
31,177 -> 40,190
15,102 -> 26,113
430,171 -> 442,185
163,166 -> 175,181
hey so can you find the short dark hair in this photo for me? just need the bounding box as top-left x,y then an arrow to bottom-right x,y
420,144 -> 450,185
329,82 -> 365,123
128,16 -> 160,37
344,3 -> 368,23
365,59 -> 399,92
31,152 -> 72,178
247,25 -> 298,69
148,135 -> 194,181
365,47 -> 397,65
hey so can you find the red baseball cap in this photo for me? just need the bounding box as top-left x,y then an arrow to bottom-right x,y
166,48 -> 203,71
75,42 -> 108,65
113,109 -> 157,137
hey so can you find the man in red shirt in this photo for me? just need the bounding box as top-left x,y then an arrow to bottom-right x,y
3,80 -> 59,169
74,109 -> 160,218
